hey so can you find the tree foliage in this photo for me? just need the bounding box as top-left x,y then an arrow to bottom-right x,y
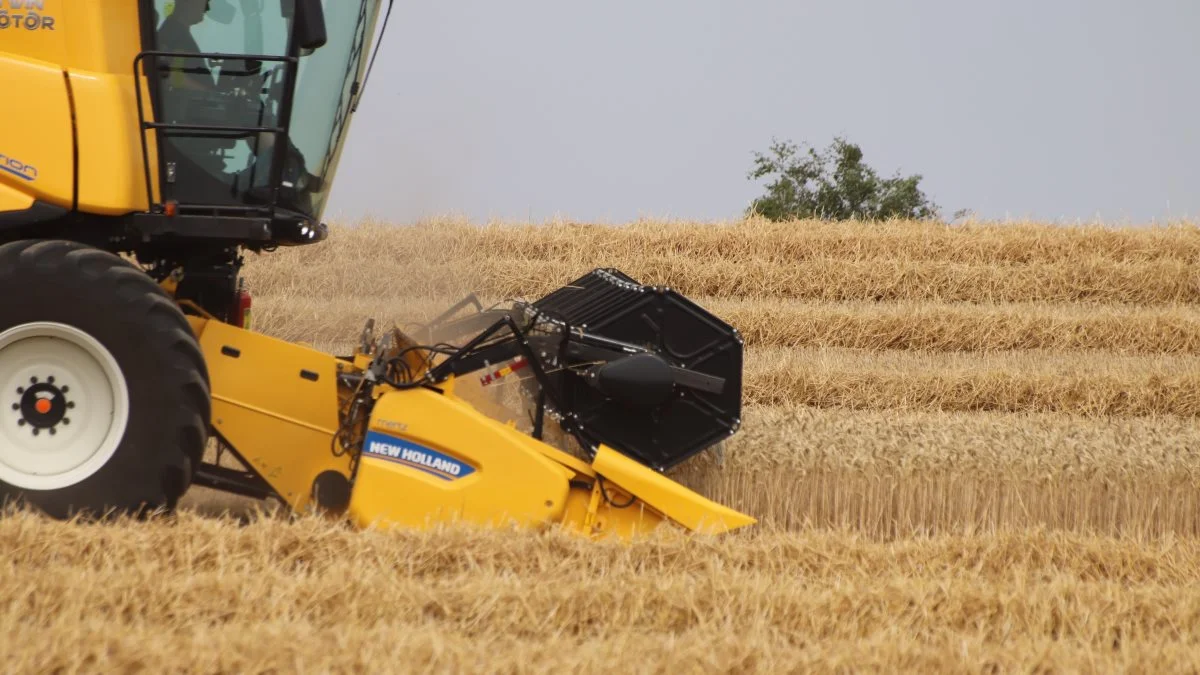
748,138 -> 939,221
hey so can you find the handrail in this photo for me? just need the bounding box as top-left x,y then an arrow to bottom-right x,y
132,50 -> 299,213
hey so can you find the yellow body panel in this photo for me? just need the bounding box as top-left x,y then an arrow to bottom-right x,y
61,2 -> 155,212
188,317 -> 352,512
0,2 -> 66,65
68,70 -> 152,213
61,2 -> 145,73
0,181 -> 34,213
559,478 -> 669,539
592,446 -> 756,534
0,54 -> 74,209
0,1 -> 156,217
349,386 -> 574,530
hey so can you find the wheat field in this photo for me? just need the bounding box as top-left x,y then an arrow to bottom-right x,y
10,218 -> 1200,673
241,218 -> 1200,536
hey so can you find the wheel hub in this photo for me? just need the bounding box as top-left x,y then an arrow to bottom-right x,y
14,378 -> 73,433
0,322 -> 129,490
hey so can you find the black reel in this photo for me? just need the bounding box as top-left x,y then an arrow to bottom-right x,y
529,269 -> 743,470
424,269 -> 744,472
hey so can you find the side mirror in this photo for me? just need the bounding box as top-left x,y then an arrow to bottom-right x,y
295,0 -> 327,51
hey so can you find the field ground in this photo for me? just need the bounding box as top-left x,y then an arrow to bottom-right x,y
9,219 -> 1200,672
7,514 -> 1200,673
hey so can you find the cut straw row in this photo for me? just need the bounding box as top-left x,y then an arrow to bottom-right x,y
743,347 -> 1200,416
318,218 -> 1200,265
248,255 -> 1200,305
8,514 -> 1200,671
250,294 -> 1200,354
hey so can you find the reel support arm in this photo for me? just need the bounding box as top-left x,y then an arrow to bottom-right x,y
409,269 -> 740,471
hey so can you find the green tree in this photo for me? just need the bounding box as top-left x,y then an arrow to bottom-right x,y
747,138 -> 940,221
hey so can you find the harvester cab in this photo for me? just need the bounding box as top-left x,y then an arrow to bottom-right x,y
0,1 -> 754,537
142,0 -> 351,244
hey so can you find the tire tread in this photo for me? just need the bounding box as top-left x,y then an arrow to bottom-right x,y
0,240 -> 211,517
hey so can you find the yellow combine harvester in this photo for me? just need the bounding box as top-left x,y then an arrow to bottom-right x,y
0,0 -> 753,537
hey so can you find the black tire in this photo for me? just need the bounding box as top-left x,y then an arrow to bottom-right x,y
0,240 -> 210,518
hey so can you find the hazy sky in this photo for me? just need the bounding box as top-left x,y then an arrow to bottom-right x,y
327,1 -> 1200,224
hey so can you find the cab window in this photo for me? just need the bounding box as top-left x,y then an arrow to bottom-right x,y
150,0 -> 294,207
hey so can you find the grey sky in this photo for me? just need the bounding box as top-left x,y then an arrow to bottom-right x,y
326,1 -> 1200,224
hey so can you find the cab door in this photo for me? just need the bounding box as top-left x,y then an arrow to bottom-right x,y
146,0 -> 295,209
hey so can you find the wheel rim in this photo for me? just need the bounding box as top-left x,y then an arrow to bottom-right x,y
0,322 -> 130,490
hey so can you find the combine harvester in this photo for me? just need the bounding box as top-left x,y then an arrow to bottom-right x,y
0,0 -> 752,537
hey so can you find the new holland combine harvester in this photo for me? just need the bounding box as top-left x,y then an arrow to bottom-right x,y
0,0 -> 754,537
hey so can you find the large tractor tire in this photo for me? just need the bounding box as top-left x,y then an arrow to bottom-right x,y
0,240 -> 210,518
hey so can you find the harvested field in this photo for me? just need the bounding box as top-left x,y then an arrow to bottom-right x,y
8,514 -> 1200,673
253,295 -> 1200,354
14,219 -> 1200,672
743,347 -> 1200,415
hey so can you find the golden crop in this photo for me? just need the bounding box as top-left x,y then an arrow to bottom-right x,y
254,295 -> 1200,355
10,218 -> 1200,672
246,218 -> 1200,304
7,514 -> 1200,673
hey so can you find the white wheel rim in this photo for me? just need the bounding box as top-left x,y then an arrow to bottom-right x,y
0,322 -> 130,490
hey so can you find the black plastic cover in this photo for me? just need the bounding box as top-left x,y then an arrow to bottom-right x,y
0,200 -> 69,231
588,353 -> 675,408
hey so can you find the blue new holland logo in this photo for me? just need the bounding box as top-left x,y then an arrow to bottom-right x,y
363,431 -> 476,481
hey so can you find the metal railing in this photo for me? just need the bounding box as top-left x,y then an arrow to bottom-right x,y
133,50 -> 299,217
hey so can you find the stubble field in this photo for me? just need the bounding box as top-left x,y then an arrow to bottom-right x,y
7,219 -> 1200,672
